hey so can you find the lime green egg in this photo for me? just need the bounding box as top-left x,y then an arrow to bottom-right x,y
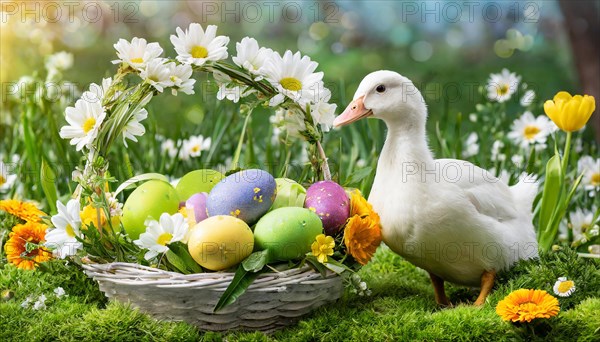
175,169 -> 224,201
121,180 -> 180,240
253,207 -> 323,262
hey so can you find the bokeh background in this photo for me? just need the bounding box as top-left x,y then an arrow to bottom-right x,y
1,0 -> 598,196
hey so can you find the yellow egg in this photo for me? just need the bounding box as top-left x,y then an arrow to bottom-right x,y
187,215 -> 254,271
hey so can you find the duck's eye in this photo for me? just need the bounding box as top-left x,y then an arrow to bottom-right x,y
376,84 -> 386,93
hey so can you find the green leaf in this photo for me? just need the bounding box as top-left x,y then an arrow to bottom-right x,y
213,265 -> 260,312
165,250 -> 189,274
323,258 -> 353,274
167,241 -> 202,274
114,173 -> 169,196
40,158 -> 58,214
540,172 -> 585,250
344,166 -> 374,187
538,153 -> 562,243
305,255 -> 328,277
242,250 -> 269,272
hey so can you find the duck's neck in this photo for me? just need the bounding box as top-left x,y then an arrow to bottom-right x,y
380,121 -> 434,169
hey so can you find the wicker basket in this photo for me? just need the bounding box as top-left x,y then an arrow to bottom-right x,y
83,262 -> 343,333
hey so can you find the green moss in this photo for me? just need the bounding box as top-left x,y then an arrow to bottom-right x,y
1,247 -> 599,341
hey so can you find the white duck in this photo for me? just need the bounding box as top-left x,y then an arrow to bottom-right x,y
333,71 -> 539,306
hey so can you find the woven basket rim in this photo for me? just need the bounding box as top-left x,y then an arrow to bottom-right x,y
82,262 -> 337,290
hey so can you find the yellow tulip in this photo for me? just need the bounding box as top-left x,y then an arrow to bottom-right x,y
544,91 -> 596,132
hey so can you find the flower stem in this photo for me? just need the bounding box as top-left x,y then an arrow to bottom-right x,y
316,140 -> 331,181
561,131 -> 572,174
230,109 -> 253,171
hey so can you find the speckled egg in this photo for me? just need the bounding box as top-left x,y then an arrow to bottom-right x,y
270,178 -> 307,210
185,192 -> 208,223
187,215 -> 254,271
254,207 -> 323,261
304,180 -> 350,235
206,169 -> 277,225
175,169 -> 224,201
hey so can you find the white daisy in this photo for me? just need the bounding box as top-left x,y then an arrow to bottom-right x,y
0,160 -> 17,192
54,287 -> 66,298
168,63 -> 196,95
553,277 -> 575,297
507,111 -> 552,148
260,50 -> 324,107
32,294 -> 47,310
578,156 -> 600,195
183,135 -> 211,160
140,59 -> 172,92
232,37 -> 273,74
122,107 -> 148,147
59,94 -> 106,151
520,89 -> 535,107
569,208 -> 595,241
45,51 -> 73,71
170,23 -> 229,66
85,77 -> 116,104
486,68 -> 521,103
161,139 -> 179,159
511,154 -> 524,167
112,37 -> 163,71
20,296 -> 32,309
310,87 -> 336,132
46,199 -> 83,259
270,108 -> 306,138
491,140 -> 506,162
463,133 -> 480,158
217,84 -> 244,103
133,213 -> 189,260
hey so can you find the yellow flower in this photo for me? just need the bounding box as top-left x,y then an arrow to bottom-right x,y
4,221 -> 53,270
0,199 -> 46,223
344,214 -> 382,265
544,91 -> 595,132
496,289 -> 560,323
80,204 -> 106,229
311,234 -> 335,263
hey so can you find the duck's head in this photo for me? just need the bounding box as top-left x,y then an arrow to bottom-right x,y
333,70 -> 427,129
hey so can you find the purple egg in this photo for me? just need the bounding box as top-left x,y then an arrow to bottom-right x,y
304,181 -> 350,235
186,192 -> 208,223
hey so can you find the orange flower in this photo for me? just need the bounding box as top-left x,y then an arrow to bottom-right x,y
349,189 -> 380,221
496,289 -> 560,323
344,214 -> 382,265
4,221 -> 52,270
0,199 -> 46,223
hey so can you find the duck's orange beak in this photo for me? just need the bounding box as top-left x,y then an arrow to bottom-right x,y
333,96 -> 373,128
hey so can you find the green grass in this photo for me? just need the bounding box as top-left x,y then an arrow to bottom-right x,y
1,247 -> 598,341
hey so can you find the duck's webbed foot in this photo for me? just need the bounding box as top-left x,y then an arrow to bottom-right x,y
474,269 -> 496,306
429,272 -> 451,307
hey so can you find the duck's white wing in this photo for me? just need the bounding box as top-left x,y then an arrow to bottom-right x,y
436,159 -> 518,222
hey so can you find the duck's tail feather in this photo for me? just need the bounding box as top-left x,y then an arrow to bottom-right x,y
510,174 -> 539,219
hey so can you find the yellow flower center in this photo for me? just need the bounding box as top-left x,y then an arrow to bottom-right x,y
82,118 -> 96,133
65,224 -> 76,238
557,280 -> 574,293
130,57 -> 144,64
497,84 -> 509,96
157,232 -> 173,246
280,77 -> 302,91
0,175 -> 6,186
191,46 -> 208,58
191,145 -> 200,153
591,173 -> 600,186
523,125 -> 540,140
